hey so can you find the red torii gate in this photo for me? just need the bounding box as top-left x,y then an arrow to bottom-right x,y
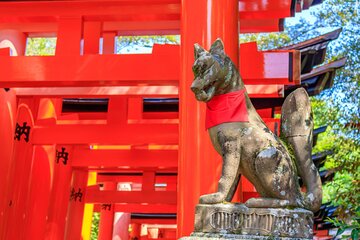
0,0 -> 317,239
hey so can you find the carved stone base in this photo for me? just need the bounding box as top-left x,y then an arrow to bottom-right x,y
181,203 -> 314,239
181,233 -> 311,239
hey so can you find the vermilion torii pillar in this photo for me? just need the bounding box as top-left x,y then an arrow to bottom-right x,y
0,30 -> 26,239
4,98 -> 36,240
45,145 -> 73,240
178,0 -> 239,237
64,170 -> 89,240
98,182 -> 116,240
24,98 -> 60,240
0,89 -> 16,239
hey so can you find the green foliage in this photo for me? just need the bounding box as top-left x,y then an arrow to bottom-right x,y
25,38 -> 56,56
287,0 -> 360,140
116,35 -> 179,53
310,98 -> 360,219
305,2 -> 360,221
326,209 -> 360,239
90,212 -> 100,240
240,32 -> 291,50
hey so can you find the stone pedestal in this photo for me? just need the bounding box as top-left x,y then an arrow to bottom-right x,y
180,203 -> 314,239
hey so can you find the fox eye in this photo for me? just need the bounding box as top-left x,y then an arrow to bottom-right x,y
200,64 -> 207,73
193,63 -> 207,76
192,64 -> 200,75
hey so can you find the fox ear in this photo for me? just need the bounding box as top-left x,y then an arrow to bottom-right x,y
194,43 -> 206,59
210,38 -> 224,54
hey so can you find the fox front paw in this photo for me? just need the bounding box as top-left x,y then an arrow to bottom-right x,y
199,192 -> 226,204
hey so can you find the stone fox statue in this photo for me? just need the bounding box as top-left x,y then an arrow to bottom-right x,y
190,39 -> 322,212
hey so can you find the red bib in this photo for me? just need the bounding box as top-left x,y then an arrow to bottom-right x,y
206,88 -> 249,129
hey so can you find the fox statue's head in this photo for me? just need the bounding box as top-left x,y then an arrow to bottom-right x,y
191,39 -> 242,102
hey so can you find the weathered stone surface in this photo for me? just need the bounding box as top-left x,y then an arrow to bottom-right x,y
188,204 -> 313,239
181,233 -> 311,240
190,38 -> 322,213
185,39 -> 321,240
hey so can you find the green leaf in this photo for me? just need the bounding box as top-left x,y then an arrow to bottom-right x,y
351,229 -> 359,240
337,227 -> 346,236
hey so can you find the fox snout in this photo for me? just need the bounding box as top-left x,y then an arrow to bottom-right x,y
190,79 -> 203,93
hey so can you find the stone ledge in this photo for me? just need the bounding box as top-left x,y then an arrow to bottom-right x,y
191,203 -> 313,239
181,232 -> 312,240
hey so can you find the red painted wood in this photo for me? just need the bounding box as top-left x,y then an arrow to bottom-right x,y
72,149 -> 178,169
242,191 -> 260,202
0,54 -> 180,87
0,47 -> 10,55
105,20 -> 180,35
246,84 -> 284,98
129,223 -> 141,240
25,146 -> 55,240
102,32 -> 116,54
131,218 -> 176,224
179,0 -> 238,237
45,145 -> 73,240
25,98 -> 58,240
240,42 -> 300,84
142,171 -> 156,191
3,99 -> 35,240
0,0 -> 295,20
98,182 -> 116,240
257,108 -> 273,118
0,29 -> 27,56
263,118 -> 281,135
86,189 -> 177,204
59,112 -> 107,121
83,21 -> 102,54
142,112 -> 179,119
56,17 -> 82,56
0,1 -> 181,20
163,229 -> 177,239
128,97 -> 144,120
0,19 -> 285,35
239,0 -> 293,16
0,32 -> 28,240
240,8 -> 292,19
94,203 -> 177,213
0,90 -> 16,239
211,0 -> 239,66
96,175 -> 177,184
64,170 -> 89,240
179,0 -> 213,236
240,18 -> 284,33
0,0 -> 303,34
14,85 -> 282,98
107,96 -> 128,124
314,230 -> 331,237
32,123 -> 178,145
0,44 -> 298,87
241,177 -> 257,194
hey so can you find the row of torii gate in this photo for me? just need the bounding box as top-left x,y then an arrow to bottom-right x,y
0,0 -> 344,240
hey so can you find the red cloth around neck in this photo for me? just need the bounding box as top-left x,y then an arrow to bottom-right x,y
205,88 -> 249,129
